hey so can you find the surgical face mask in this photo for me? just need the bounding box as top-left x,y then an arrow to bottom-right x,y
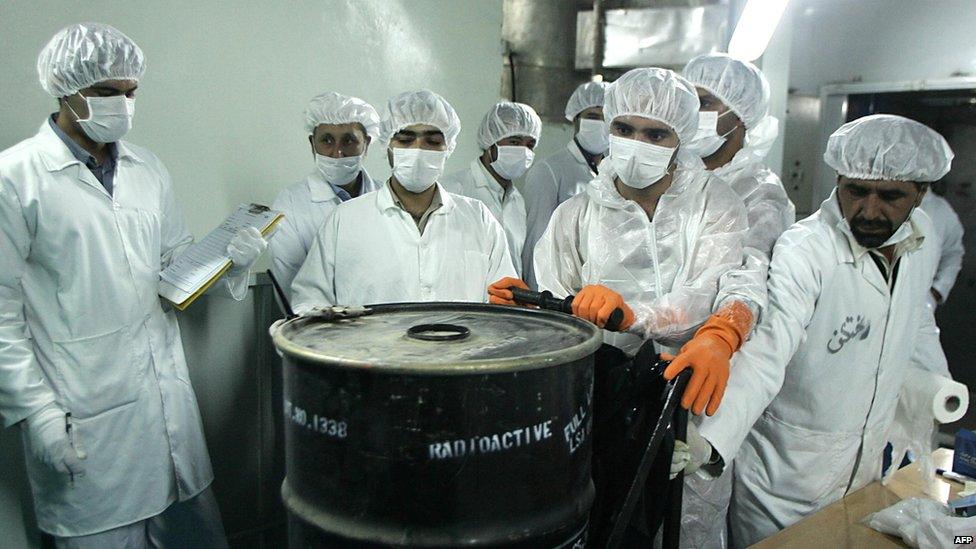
391,147 -> 448,193
67,94 -> 135,143
609,135 -> 676,189
315,153 -> 363,186
576,118 -> 610,155
490,145 -> 535,181
686,110 -> 735,158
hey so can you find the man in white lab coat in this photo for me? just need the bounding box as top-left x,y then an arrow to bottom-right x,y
271,92 -> 381,297
682,53 -> 795,257
441,101 -> 542,275
0,24 -> 266,547
291,90 -> 516,309
694,114 -> 954,546
918,187 -> 965,308
518,81 -> 609,288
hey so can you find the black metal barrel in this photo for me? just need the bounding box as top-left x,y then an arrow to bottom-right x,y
273,303 -> 603,548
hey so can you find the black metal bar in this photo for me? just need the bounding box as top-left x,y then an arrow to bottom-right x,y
606,370 -> 692,549
266,270 -> 296,319
508,287 -> 624,331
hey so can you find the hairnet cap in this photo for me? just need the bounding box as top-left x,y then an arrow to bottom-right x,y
379,90 -> 462,153
476,101 -> 542,150
604,68 -> 701,145
37,23 -> 146,98
304,92 -> 381,140
682,53 -> 770,129
565,81 -> 609,121
824,114 -> 954,183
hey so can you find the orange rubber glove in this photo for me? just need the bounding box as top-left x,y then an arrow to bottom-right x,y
661,300 -> 754,416
570,285 -> 635,331
487,277 -> 530,306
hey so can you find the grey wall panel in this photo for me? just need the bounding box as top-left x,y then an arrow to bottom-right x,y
178,283 -> 286,547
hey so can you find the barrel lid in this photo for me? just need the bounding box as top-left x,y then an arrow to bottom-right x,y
273,302 -> 603,374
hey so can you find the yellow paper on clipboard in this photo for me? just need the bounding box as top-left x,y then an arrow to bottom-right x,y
159,203 -> 283,310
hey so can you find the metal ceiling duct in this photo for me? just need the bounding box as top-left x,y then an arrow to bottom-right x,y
502,0 -> 731,123
576,3 -> 730,70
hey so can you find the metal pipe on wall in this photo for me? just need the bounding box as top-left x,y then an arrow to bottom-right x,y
592,0 -> 606,77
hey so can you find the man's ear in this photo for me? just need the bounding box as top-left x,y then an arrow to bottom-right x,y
915,183 -> 928,207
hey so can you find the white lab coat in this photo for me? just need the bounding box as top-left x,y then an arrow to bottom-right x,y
0,121 -> 246,536
291,182 -> 517,309
919,191 -> 964,304
517,141 -> 596,288
270,169 -> 377,297
698,190 -> 946,546
533,166 -> 752,356
441,159 -> 527,275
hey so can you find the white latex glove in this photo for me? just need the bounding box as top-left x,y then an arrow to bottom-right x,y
670,440 -> 691,480
227,226 -> 267,275
669,423 -> 713,479
22,404 -> 86,477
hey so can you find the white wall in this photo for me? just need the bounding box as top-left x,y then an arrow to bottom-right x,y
756,3 -> 793,179
0,0 -> 504,239
0,1 -> 504,543
789,0 -> 976,95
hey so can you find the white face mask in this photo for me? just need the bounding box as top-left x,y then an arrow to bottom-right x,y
490,145 -> 535,181
609,134 -> 676,189
575,118 -> 610,155
686,110 -> 736,158
315,153 -> 363,186
391,148 -> 448,193
68,95 -> 135,143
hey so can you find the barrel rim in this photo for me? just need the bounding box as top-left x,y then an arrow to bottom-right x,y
272,302 -> 604,375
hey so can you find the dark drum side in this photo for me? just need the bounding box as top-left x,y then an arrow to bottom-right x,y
273,303 -> 602,548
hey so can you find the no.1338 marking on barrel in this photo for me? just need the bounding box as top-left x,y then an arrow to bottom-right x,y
284,399 -> 348,439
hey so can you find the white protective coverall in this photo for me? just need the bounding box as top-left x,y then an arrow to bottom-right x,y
441,159 -> 527,275
533,165 -> 752,356
290,182 -> 517,309
919,190 -> 965,306
699,191 -> 946,545
684,122 -> 795,549
271,169 -> 378,295
0,121 -> 248,536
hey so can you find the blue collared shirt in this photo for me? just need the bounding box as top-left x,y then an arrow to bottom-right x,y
329,182 -> 353,202
48,114 -> 118,195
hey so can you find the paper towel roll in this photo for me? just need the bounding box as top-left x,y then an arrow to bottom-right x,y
902,369 -> 969,424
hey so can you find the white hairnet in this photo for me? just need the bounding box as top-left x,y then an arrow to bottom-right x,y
379,90 -> 461,153
683,53 -> 770,129
565,81 -> 609,121
37,23 -> 145,98
824,114 -> 954,182
304,92 -> 380,140
604,67 -> 701,145
476,101 -> 542,150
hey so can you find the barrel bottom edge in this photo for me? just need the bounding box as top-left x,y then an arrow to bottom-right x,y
282,478 -> 593,548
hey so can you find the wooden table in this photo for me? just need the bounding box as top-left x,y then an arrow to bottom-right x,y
752,449 -> 961,548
